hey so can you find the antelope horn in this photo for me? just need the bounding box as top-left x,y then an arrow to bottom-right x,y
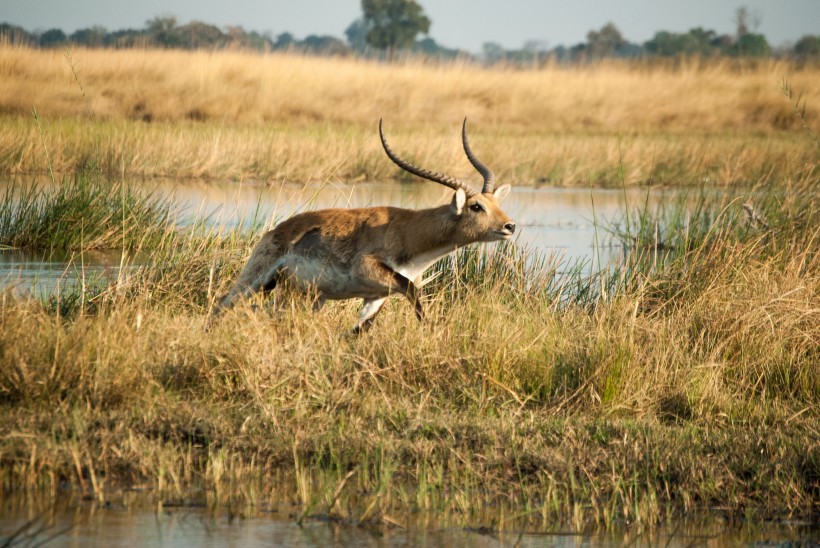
461,118 -> 495,194
379,119 -> 477,197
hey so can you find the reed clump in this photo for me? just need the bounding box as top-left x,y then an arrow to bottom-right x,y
0,175 -> 173,251
0,172 -> 817,531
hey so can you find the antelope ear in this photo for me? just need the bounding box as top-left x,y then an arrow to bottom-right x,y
451,188 -> 466,216
493,184 -> 511,202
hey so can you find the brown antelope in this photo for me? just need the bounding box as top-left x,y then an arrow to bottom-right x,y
212,119 -> 515,332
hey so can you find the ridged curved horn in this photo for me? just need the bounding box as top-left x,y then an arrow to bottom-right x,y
461,118 -> 495,194
379,119 -> 477,197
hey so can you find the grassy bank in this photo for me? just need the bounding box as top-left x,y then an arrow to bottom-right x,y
0,173 -> 817,532
1,47 -> 818,185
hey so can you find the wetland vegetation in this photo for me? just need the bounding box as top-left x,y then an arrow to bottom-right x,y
0,46 -> 818,537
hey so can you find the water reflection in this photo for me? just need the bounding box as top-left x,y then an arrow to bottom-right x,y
1,179 -> 684,294
2,500 -> 816,548
0,248 -> 131,297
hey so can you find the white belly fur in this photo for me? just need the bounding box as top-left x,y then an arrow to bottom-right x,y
276,255 -> 352,295
391,246 -> 457,286
275,246 -> 458,298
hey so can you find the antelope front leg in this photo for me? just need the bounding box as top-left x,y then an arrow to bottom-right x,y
387,269 -> 424,322
350,258 -> 426,334
352,297 -> 388,334
367,257 -> 424,322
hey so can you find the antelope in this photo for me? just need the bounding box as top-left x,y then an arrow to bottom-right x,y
212,118 -> 516,332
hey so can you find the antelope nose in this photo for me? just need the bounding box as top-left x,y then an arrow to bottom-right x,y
504,222 -> 516,234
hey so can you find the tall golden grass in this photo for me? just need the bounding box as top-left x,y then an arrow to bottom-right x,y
1,46 -> 817,185
3,47 -> 818,130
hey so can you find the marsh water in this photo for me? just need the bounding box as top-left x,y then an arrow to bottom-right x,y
2,495 -> 817,547
0,178 -> 688,295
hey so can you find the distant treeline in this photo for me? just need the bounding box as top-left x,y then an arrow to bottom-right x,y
491,23 -> 820,64
0,17 -> 357,55
1,15 -> 818,63
0,16 -> 463,59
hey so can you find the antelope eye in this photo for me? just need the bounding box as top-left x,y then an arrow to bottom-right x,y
469,203 -> 484,213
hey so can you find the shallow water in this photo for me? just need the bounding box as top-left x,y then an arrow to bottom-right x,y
2,499 -> 816,547
161,179 -> 667,260
0,248 -> 130,298
0,179 -> 686,295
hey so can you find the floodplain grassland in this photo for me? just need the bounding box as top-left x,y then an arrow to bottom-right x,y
0,171 -> 818,533
0,46 -> 818,185
0,45 -> 818,534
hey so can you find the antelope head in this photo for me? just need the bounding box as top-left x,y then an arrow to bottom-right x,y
379,118 -> 515,246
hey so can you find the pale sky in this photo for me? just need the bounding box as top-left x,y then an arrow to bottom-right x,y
3,0 -> 818,52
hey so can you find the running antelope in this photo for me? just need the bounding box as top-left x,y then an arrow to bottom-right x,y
212,119 -> 516,332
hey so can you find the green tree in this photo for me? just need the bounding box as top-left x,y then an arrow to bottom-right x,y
729,6 -> 768,57
105,28 -> 149,48
301,35 -> 351,55
412,36 -> 459,59
482,42 -> 505,63
273,32 -> 295,50
361,0 -> 431,59
734,6 -> 761,38
586,22 -> 625,59
794,35 -> 820,59
176,21 -> 225,49
345,18 -> 370,52
730,33 -> 770,57
645,27 -> 718,57
146,16 -> 180,47
39,28 -> 67,48
69,26 -> 106,47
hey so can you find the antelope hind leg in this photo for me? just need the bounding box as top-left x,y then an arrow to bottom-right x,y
211,259 -> 286,318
